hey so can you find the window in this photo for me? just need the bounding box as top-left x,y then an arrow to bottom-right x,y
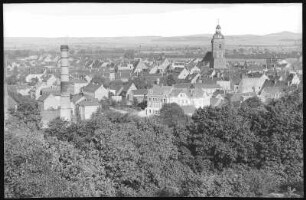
219,44 -> 222,49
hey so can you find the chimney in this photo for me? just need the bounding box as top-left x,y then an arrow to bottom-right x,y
60,45 -> 71,121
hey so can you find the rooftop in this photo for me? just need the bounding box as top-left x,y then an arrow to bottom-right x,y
82,83 -> 103,93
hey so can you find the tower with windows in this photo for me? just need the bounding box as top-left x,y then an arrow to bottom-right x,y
211,23 -> 227,69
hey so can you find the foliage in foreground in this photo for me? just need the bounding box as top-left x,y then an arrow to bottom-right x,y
4,89 -> 303,197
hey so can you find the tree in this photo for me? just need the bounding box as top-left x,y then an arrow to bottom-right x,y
6,75 -> 18,85
132,77 -> 151,89
189,106 -> 257,171
159,103 -> 188,128
124,50 -> 135,59
166,74 -> 176,86
137,100 -> 147,110
91,75 -> 109,87
11,101 -> 42,130
4,117 -> 73,198
29,77 -> 39,86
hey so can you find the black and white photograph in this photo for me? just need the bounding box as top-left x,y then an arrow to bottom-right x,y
3,2 -> 303,198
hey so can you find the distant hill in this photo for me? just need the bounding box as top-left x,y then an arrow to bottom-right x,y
4,31 -> 302,49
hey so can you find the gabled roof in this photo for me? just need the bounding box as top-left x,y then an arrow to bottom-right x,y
195,82 -> 221,89
116,70 -> 131,79
185,73 -> 200,81
37,93 -> 53,102
247,65 -> 264,71
40,87 -> 61,96
41,74 -> 54,82
82,83 -> 103,93
70,79 -> 88,84
210,97 -> 224,108
261,86 -> 283,95
78,99 -> 100,107
132,89 -> 148,96
169,88 -> 189,97
149,85 -> 173,96
173,83 -> 192,88
286,73 -> 298,82
122,82 -> 136,93
15,84 -> 31,90
71,94 -> 85,104
247,72 -> 264,78
109,84 -> 124,92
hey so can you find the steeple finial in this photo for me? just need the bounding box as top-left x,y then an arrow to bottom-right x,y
218,18 -> 219,25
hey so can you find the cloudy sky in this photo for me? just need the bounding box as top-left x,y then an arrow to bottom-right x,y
3,3 -> 302,37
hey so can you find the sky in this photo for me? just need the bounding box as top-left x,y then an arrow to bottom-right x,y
3,3 -> 302,37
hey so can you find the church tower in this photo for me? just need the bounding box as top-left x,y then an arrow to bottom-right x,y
211,23 -> 227,69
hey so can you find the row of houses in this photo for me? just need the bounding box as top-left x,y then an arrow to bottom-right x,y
144,70 -> 302,116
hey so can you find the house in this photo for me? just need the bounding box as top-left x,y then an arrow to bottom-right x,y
238,74 -> 268,94
115,70 -> 131,82
108,84 -> 124,96
84,75 -> 93,83
78,99 -> 101,120
286,73 -> 300,86
145,84 -> 212,116
156,58 -> 171,74
259,86 -> 284,103
146,85 -> 173,115
177,68 -> 190,79
82,83 -> 108,101
188,65 -> 201,75
32,82 -> 50,99
185,73 -> 201,84
37,93 -> 61,111
41,74 -> 57,87
119,82 -> 138,102
7,93 -> 18,112
217,80 -> 231,91
149,65 -> 159,74
195,83 -> 222,96
71,94 -> 97,116
118,62 -> 134,71
40,86 -> 61,96
142,74 -> 164,85
131,89 -> 148,103
170,61 -> 185,70
25,69 -> 46,83
71,94 -> 87,116
109,69 -> 116,81
69,79 -> 89,95
210,91 -> 226,108
247,65 -> 265,74
16,84 -> 32,96
133,59 -> 149,74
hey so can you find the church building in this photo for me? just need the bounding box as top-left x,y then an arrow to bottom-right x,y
210,24 -> 227,69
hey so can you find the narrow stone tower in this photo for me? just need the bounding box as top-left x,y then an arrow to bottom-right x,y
211,23 -> 227,69
60,45 -> 71,121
